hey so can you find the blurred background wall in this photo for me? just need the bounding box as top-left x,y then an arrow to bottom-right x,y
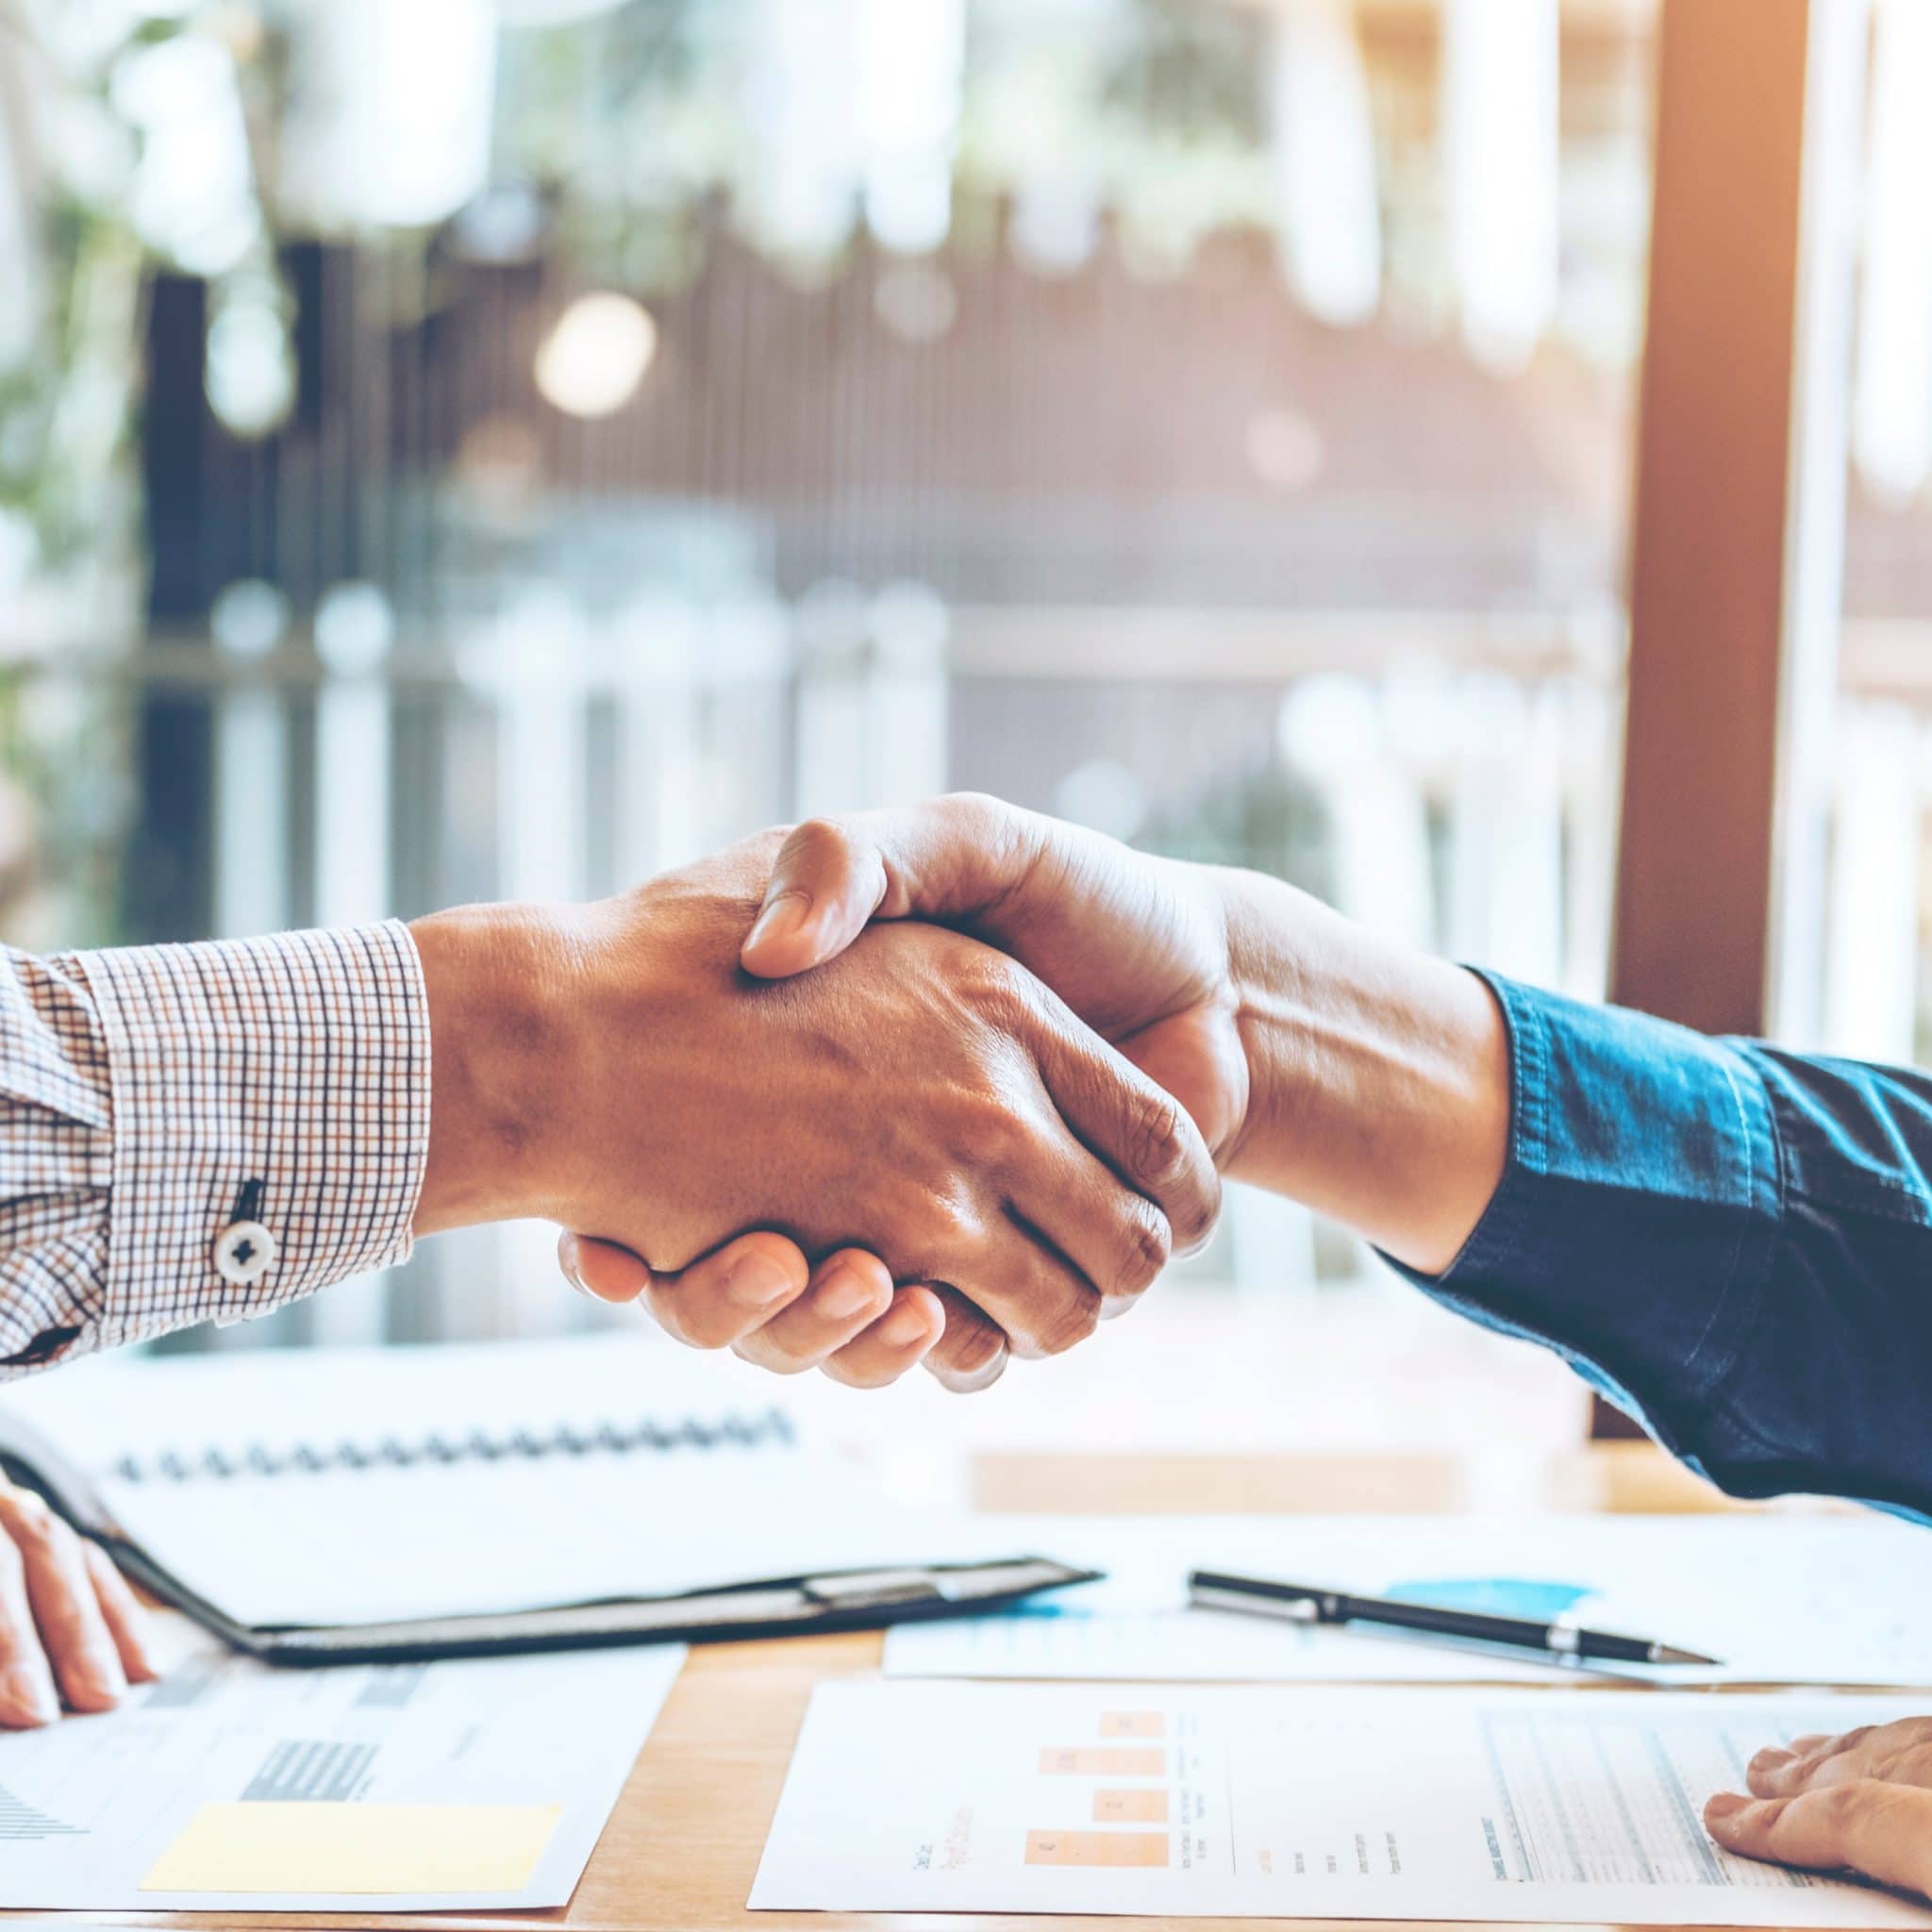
0,0 -> 1924,1389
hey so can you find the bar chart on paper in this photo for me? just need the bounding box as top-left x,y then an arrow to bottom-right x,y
750,1681 -> 1932,1924
1030,1711 -> 1173,1872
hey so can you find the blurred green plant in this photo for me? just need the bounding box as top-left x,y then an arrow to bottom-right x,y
0,3 -> 250,941
1141,761 -> 1335,904
491,0 -> 1276,286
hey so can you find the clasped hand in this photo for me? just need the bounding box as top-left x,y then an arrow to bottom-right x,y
553,798 -> 1245,1388
413,822 -> 1221,1391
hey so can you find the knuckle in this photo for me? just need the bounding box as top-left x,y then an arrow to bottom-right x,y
946,791 -> 1030,869
1115,1201 -> 1173,1295
940,790 -> 1003,841
788,815 -> 851,868
1178,1169 -> 1224,1252
967,963 -> 1037,1043
1818,1782 -> 1871,1829
908,1186 -> 978,1268
968,1102 -> 1027,1171
1125,1089 -> 1190,1192
1025,1286 -> 1102,1359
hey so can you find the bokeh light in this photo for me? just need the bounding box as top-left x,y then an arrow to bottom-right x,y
533,293 -> 658,419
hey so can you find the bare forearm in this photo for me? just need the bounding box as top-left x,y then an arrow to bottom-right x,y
1212,867 -> 1510,1274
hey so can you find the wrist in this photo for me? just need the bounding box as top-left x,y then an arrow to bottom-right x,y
409,902 -> 581,1236
1214,869 -> 1510,1274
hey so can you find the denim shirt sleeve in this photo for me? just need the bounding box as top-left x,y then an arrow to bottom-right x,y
1391,972 -> 1932,1519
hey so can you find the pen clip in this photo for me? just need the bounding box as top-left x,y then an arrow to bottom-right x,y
1189,1581 -> 1323,1624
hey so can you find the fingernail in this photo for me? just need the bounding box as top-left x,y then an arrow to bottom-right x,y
877,1299 -> 933,1348
1,1664 -> 58,1724
936,1344 -> 1008,1394
1704,1791 -> 1748,1821
1175,1224 -> 1217,1263
745,891 -> 810,958
815,1265 -> 879,1321
558,1233 -> 591,1300
726,1252 -> 796,1310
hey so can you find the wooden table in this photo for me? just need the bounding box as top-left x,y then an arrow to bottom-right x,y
14,1445 -> 1791,1932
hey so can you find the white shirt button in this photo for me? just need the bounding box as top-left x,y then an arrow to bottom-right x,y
213,1220 -> 277,1286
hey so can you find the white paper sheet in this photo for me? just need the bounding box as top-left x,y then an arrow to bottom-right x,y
884,1514 -> 1932,1687
751,1678 -> 1932,1924
0,1619 -> 683,1910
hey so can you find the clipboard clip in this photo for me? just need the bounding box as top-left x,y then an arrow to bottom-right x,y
800,1568 -> 962,1610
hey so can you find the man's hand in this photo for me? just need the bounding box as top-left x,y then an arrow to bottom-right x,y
0,1477 -> 156,1726
733,793 -> 1509,1276
1705,1720 -> 1932,1899
412,831 -> 1218,1389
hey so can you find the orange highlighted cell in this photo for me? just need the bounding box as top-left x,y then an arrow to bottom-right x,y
1039,1747 -> 1165,1776
1094,1789 -> 1170,1824
1099,1711 -> 1166,1740
1026,1830 -> 1170,1869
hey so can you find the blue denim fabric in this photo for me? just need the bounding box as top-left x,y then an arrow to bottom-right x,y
1389,973 -> 1932,1519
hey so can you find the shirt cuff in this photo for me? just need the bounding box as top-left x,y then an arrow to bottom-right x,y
75,923 -> 431,1351
1387,971 -> 1783,1460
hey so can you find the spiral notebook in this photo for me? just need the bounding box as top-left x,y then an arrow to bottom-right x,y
0,1336 -> 1091,1664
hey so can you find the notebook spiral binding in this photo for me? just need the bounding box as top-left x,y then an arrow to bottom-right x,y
110,1407 -> 795,1485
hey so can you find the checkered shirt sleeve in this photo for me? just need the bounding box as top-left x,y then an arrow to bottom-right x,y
0,923 -> 430,1375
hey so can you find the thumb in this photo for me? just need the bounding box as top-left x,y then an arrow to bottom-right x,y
741,818 -> 888,978
741,795 -> 1041,979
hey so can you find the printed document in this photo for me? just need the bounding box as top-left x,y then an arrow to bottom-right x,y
0,1621 -> 682,1909
884,1514 -> 1932,1686
752,1679 -> 1932,1924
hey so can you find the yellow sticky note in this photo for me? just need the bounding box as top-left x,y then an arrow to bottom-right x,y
141,1802 -> 561,1895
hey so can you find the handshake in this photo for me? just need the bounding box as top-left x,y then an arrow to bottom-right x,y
409,793 -> 1514,1391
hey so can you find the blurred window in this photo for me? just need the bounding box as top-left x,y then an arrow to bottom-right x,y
1776,0 -> 1932,1073
0,0 -> 1657,1340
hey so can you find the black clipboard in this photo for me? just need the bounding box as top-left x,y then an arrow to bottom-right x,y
0,1407 -> 1099,1665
